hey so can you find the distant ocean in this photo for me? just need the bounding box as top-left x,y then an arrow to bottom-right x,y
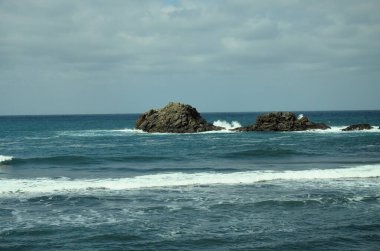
1,111 -> 380,250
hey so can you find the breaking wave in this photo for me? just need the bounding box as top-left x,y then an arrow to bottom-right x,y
56,123 -> 380,136
1,155 -> 173,166
0,155 -> 13,164
58,129 -> 145,137
222,149 -> 311,159
1,165 -> 379,196
297,126 -> 380,134
213,120 -> 241,130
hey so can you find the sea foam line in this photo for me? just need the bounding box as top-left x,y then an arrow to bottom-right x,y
66,121 -> 243,136
296,126 -> 380,134
58,128 -> 145,137
0,165 -> 379,196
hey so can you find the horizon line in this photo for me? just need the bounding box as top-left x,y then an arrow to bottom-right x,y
1,109 -> 380,117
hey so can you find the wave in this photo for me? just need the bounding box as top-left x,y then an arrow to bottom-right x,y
58,127 -> 237,136
114,125 -> 380,135
298,126 -> 380,134
213,120 -> 241,130
222,149 -> 315,159
7,156 -> 99,165
111,128 -> 145,133
1,165 -> 379,196
0,155 -> 13,164
58,128 -> 145,137
3,155 -> 174,166
31,124 -> 380,139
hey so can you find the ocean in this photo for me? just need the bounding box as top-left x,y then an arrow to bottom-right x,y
1,111 -> 380,250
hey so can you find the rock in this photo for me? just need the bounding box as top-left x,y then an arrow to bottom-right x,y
235,112 -> 330,132
342,124 -> 373,131
136,102 -> 222,133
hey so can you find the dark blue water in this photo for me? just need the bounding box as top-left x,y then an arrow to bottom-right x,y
1,111 -> 380,250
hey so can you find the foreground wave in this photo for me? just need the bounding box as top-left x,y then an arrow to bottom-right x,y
1,165 -> 379,196
0,155 -> 13,163
2,155 -> 173,165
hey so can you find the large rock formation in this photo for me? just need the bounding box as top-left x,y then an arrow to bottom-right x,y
235,112 -> 330,132
342,124 -> 373,131
135,102 -> 222,133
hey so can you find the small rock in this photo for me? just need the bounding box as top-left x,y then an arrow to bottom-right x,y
342,124 -> 373,131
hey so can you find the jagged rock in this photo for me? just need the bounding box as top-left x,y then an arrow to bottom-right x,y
342,124 -> 373,131
235,112 -> 330,132
135,102 -> 222,133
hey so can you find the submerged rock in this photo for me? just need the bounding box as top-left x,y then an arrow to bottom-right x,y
235,112 -> 330,132
342,124 -> 373,131
135,102 -> 222,133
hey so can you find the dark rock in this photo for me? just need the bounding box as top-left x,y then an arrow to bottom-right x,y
136,102 -> 222,133
342,124 -> 373,131
235,112 -> 330,132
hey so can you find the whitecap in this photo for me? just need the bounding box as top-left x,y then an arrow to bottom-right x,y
0,155 -> 13,163
111,128 -> 145,133
213,120 -> 242,130
58,128 -> 145,137
296,126 -> 380,134
1,164 -> 379,197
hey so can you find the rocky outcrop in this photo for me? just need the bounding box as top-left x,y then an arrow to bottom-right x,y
342,124 -> 373,131
135,102 -> 222,133
235,112 -> 330,132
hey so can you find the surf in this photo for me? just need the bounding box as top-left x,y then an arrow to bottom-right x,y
295,126 -> 380,133
0,155 -> 176,166
1,164 -> 379,196
0,155 -> 13,164
212,120 -> 241,130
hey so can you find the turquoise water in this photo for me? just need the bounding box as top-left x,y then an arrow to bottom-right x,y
1,111 -> 380,250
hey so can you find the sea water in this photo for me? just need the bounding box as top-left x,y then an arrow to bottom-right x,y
0,111 -> 380,250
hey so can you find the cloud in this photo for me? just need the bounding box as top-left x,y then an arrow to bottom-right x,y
0,0 -> 379,114
1,0 -> 379,74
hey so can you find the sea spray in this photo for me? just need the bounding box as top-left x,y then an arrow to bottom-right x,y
1,165 -> 379,196
0,155 -> 13,163
295,126 -> 380,133
213,120 -> 241,130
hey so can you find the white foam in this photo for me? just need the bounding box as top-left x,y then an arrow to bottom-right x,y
111,128 -> 145,134
1,165 -> 379,196
297,126 -> 380,134
0,155 -> 13,163
117,127 -> 237,135
213,120 -> 242,130
297,114 -> 304,120
58,128 -> 145,137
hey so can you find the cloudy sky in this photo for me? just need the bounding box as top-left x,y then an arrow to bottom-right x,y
1,0 -> 379,115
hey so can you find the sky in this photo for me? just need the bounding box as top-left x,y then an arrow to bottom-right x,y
1,0 -> 380,115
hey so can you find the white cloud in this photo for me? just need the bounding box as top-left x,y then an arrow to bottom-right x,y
0,0 -> 379,114
2,0 -> 379,75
